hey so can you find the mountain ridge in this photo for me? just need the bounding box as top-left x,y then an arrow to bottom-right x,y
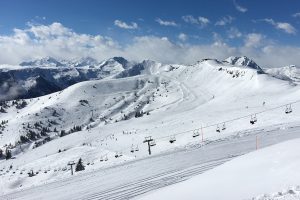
1,56 -> 298,101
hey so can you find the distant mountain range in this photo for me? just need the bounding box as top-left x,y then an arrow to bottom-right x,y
0,56 -> 298,101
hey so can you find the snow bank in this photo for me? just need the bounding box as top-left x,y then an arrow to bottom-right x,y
138,138 -> 300,200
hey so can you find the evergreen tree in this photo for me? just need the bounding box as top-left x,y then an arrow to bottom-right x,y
5,149 -> 12,160
0,149 -> 3,159
60,130 -> 66,137
75,158 -> 85,172
0,107 -> 6,113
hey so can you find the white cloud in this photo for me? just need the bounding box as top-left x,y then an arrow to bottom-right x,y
182,15 -> 198,24
178,33 -> 188,41
182,15 -> 210,27
156,18 -> 178,27
263,18 -> 296,34
215,16 -> 234,26
114,20 -> 138,29
198,17 -> 210,26
244,33 -> 264,47
0,22 -> 122,64
0,22 -> 300,68
227,27 -> 242,39
292,13 -> 300,18
276,22 -> 297,34
233,0 -> 248,13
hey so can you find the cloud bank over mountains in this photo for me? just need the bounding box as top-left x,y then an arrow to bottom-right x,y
0,22 -> 299,68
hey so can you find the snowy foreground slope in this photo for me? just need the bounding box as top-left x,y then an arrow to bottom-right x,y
2,123 -> 300,200
1,56 -> 300,199
138,138 -> 300,200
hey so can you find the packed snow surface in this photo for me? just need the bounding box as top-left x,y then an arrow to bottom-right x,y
138,138 -> 300,200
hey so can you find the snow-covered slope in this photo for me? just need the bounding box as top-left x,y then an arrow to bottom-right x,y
1,56 -> 300,197
138,138 -> 300,200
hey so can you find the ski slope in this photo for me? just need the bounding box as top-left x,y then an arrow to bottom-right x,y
139,137 -> 300,200
1,122 -> 300,200
1,56 -> 300,198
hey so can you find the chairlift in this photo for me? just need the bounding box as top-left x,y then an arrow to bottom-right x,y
104,155 -> 108,161
285,104 -> 292,114
250,115 -> 254,124
289,104 -> 293,113
253,114 -> 257,123
130,145 -> 135,153
100,156 -> 104,162
192,130 -> 200,138
169,135 -> 176,143
216,125 -> 220,133
222,123 -> 226,130
135,145 -> 139,151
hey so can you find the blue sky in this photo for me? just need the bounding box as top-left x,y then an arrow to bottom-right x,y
0,0 -> 300,67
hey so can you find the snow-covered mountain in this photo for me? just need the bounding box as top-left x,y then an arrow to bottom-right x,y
265,65 -> 300,84
0,56 -> 278,101
0,57 -> 151,101
224,56 -> 264,72
20,57 -> 65,68
1,56 -> 300,198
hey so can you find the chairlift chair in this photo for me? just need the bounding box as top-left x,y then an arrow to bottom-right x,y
250,115 -> 255,124
285,106 -> 289,114
135,145 -> 139,151
222,123 -> 226,130
216,125 -> 220,133
289,104 -> 293,113
130,145 -> 135,153
104,156 -> 108,161
285,104 -> 292,114
100,156 -> 104,162
169,135 -> 176,143
192,130 -> 200,138
253,114 -> 257,123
